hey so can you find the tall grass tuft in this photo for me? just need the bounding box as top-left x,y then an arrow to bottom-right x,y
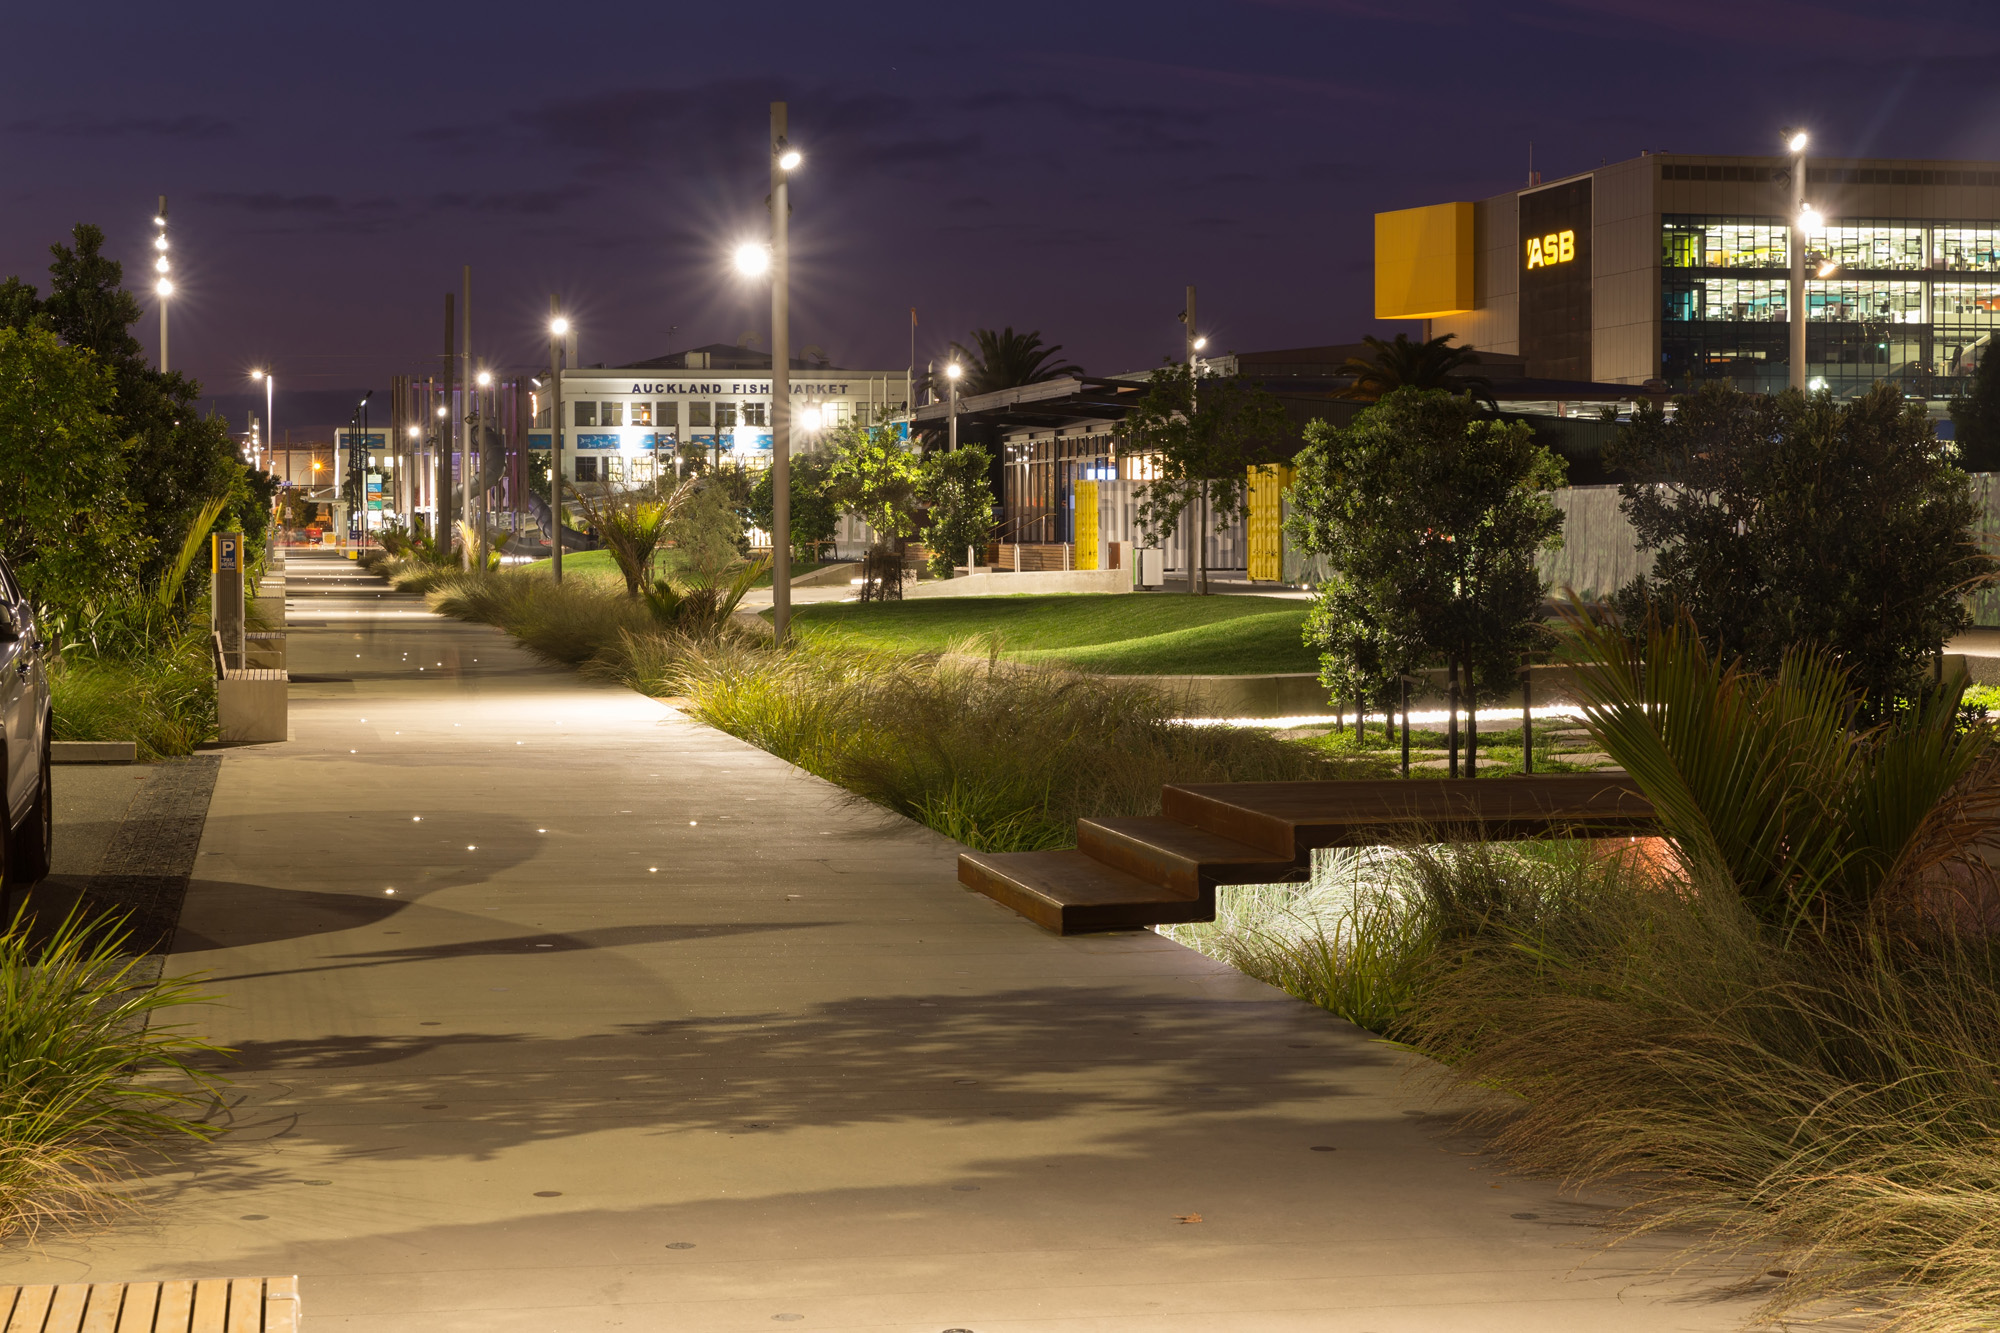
1402,854 -> 2000,1331
48,626 -> 216,760
668,637 -> 1347,851
0,908 -> 223,1237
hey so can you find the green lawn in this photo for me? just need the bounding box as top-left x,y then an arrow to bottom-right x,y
515,548 -> 824,588
784,593 -> 1318,676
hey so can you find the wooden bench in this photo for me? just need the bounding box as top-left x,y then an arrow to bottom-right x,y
960,775 -> 1656,934
0,1277 -> 298,1331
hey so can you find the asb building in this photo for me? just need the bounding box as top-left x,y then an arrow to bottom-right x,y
1376,151 -> 2000,404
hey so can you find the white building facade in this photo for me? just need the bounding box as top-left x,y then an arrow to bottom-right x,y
529,366 -> 909,484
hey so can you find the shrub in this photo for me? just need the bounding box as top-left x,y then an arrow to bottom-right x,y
0,907 -> 222,1237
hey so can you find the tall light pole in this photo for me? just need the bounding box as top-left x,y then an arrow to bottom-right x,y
251,369 -> 274,471
732,109 -> 802,642
549,308 -> 569,584
770,103 -> 801,644
1787,129 -> 1810,393
473,369 -> 493,568
153,199 -> 171,373
350,390 -> 374,547
945,360 -> 963,451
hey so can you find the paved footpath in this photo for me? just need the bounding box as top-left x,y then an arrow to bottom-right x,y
1,552 -> 1765,1331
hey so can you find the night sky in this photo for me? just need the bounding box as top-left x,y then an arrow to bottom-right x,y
6,1 -> 1998,439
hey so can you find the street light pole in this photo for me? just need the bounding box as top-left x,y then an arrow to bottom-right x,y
1788,129 -> 1809,393
462,266 -> 475,568
945,361 -> 962,452
550,303 -> 568,585
770,101 -> 795,646
153,198 -> 171,373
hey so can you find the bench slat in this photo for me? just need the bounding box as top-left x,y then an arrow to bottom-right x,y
113,1284 -> 157,1333
263,1278 -> 299,1333
224,1280 -> 261,1333
45,1285 -> 90,1332
78,1283 -> 124,1333
5,1287 -> 54,1333
189,1280 -> 228,1333
154,1281 -> 193,1333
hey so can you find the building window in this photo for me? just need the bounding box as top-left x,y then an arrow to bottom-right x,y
656,401 -> 678,427
1806,279 -> 1926,323
1805,224 -> 1925,272
575,401 -> 596,427
601,402 -> 623,426
716,402 -> 738,428
1936,229 -> 2000,272
689,401 -> 711,428
631,402 -> 653,426
608,456 -> 625,482
1663,277 -> 1788,322
1662,217 -> 1789,269
575,457 -> 600,482
743,402 -> 768,427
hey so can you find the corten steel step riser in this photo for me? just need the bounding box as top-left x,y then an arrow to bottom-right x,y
957,850 -> 1217,933
1075,817 -> 1296,898
958,775 -> 1657,935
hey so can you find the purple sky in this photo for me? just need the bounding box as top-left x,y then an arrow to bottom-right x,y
5,0 -> 1999,438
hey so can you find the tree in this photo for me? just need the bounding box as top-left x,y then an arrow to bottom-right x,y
1949,342 -> 2000,472
572,476 -> 698,596
1120,363 -> 1290,593
1339,333 -> 1495,408
917,444 -> 996,578
1606,381 -> 1993,709
945,327 -> 1082,396
0,327 -> 150,625
665,476 -> 748,583
6,225 -> 246,583
747,450 -> 839,561
824,422 -> 921,541
1285,388 -> 1566,712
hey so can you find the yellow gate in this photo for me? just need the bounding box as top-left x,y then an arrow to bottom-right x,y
1072,480 -> 1099,569
1246,464 -> 1293,582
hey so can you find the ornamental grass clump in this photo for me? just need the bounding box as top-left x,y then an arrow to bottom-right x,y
670,636 -> 1341,851
1381,606 -> 2000,1329
0,908 -> 223,1238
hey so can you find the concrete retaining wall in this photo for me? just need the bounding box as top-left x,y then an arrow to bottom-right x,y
906,568 -> 1133,598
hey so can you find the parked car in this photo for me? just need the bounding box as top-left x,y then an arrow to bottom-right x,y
0,555 -> 51,894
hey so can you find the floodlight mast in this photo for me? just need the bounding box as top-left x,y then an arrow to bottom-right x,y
1788,128 -> 1810,392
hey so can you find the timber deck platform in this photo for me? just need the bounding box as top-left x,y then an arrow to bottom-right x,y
960,775 -> 1655,933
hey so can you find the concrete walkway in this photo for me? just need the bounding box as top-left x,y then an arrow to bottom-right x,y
2,552 -> 1764,1331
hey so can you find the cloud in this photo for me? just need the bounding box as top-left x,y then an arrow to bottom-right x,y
7,113 -> 235,140
199,192 -> 344,214
430,188 -> 579,216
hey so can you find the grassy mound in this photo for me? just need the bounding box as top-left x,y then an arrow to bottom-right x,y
788,593 -> 1316,675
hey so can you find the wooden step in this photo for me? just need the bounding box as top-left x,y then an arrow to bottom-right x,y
958,849 -> 1215,934
1076,817 -> 1297,897
1163,775 -> 1654,853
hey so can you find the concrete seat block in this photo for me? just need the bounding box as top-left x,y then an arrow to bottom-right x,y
218,672 -> 289,743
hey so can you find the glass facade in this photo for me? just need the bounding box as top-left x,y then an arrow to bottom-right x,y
1662,212 -> 2000,396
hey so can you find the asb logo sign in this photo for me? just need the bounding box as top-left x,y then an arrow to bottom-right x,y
1525,229 -> 1577,269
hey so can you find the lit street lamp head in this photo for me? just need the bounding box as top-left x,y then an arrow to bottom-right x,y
945,362 -> 964,381
476,370 -> 493,387
734,243 -> 771,277
251,369 -> 265,381
155,278 -> 173,296
1192,336 -> 1208,351
1788,130 -> 1810,153
407,425 -> 420,439
778,147 -> 802,171
549,317 -> 570,338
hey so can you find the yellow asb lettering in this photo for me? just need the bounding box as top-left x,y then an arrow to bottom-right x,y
1524,228 -> 1577,269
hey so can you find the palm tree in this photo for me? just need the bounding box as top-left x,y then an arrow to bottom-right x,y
946,327 -> 1083,397
1340,333 -> 1495,407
